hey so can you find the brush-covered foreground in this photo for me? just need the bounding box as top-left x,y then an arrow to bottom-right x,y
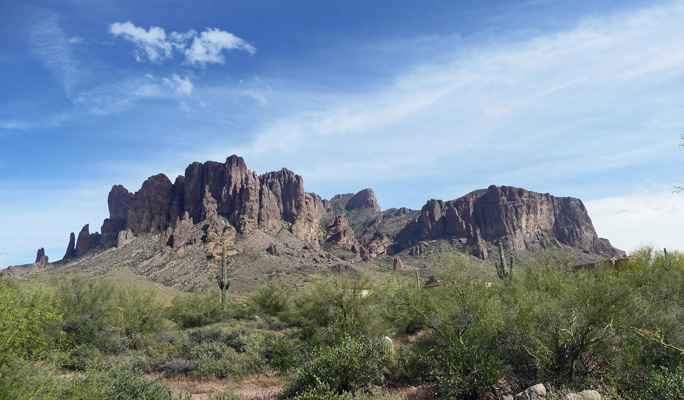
1,247 -> 683,399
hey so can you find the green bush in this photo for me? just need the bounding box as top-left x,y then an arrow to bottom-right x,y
283,335 -> 384,397
248,282 -> 292,317
53,276 -> 165,354
166,291 -> 224,329
0,276 -> 61,359
268,336 -> 297,373
628,365 -> 684,400
427,341 -> 503,399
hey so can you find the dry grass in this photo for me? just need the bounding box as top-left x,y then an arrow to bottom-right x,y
157,373 -> 285,400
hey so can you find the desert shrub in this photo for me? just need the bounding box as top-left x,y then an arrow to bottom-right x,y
188,342 -> 245,378
62,343 -> 101,371
248,282 -> 292,317
69,367 -> 185,400
268,336 -> 297,373
426,340 -> 503,399
290,276 -> 387,344
286,384 -> 353,400
0,355 -> 187,400
626,365 -> 684,400
386,346 -> 431,384
498,260 -> 631,383
0,276 -> 61,359
54,276 -> 165,354
167,290 -> 224,329
282,335 -> 385,397
164,358 -> 196,377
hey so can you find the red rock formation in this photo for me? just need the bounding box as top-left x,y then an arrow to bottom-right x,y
325,214 -> 357,247
75,224 -> 91,256
117,229 -> 134,248
346,188 -> 381,212
35,248 -> 48,266
99,155 -> 324,251
63,232 -> 76,260
396,185 -> 624,259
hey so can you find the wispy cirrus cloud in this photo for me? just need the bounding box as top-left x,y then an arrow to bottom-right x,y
187,1 -> 684,208
109,22 -> 255,66
75,73 -> 193,115
28,14 -> 81,98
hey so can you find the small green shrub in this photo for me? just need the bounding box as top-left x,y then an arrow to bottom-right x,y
167,291 -> 224,329
283,335 -> 384,397
164,358 -> 196,377
427,342 -> 503,400
268,336 -> 297,373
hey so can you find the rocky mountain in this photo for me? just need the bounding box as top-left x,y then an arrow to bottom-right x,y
8,155 -> 624,292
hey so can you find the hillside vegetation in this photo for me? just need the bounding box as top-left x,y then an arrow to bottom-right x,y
1,247 -> 683,399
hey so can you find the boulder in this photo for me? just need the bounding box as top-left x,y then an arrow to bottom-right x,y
566,390 -> 601,400
514,383 -> 547,400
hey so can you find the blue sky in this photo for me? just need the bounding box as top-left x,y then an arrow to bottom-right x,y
1,0 -> 683,267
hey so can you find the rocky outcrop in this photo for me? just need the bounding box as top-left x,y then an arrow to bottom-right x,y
267,243 -> 279,256
117,229 -> 134,248
98,155 -> 324,251
166,212 -> 194,248
63,232 -> 76,260
396,185 -> 624,259
35,248 -> 48,266
325,214 -> 357,247
393,257 -> 404,270
345,188 -> 381,212
75,224 -> 91,256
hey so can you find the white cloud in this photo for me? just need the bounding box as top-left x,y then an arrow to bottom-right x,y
109,22 -> 254,66
184,28 -> 255,66
163,74 -> 193,96
28,15 -> 80,98
75,74 -> 194,115
187,1 -> 684,207
0,120 -> 30,130
585,189 -> 684,254
110,21 -> 173,62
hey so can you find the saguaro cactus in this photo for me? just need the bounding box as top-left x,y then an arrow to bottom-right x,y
496,241 -> 513,279
217,246 -> 230,311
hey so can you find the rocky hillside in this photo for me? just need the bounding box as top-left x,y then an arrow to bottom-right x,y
8,155 -> 625,292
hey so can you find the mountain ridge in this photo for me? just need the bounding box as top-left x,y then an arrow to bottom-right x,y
6,155 -> 625,292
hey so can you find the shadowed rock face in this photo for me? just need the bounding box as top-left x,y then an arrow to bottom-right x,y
345,188 -> 381,212
100,155 -> 324,249
395,185 -> 624,259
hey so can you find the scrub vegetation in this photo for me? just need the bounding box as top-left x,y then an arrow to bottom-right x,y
1,246 -> 682,399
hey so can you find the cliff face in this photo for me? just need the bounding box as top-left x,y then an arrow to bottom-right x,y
99,155 -> 324,250
395,185 -> 624,259
57,157 -> 623,265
